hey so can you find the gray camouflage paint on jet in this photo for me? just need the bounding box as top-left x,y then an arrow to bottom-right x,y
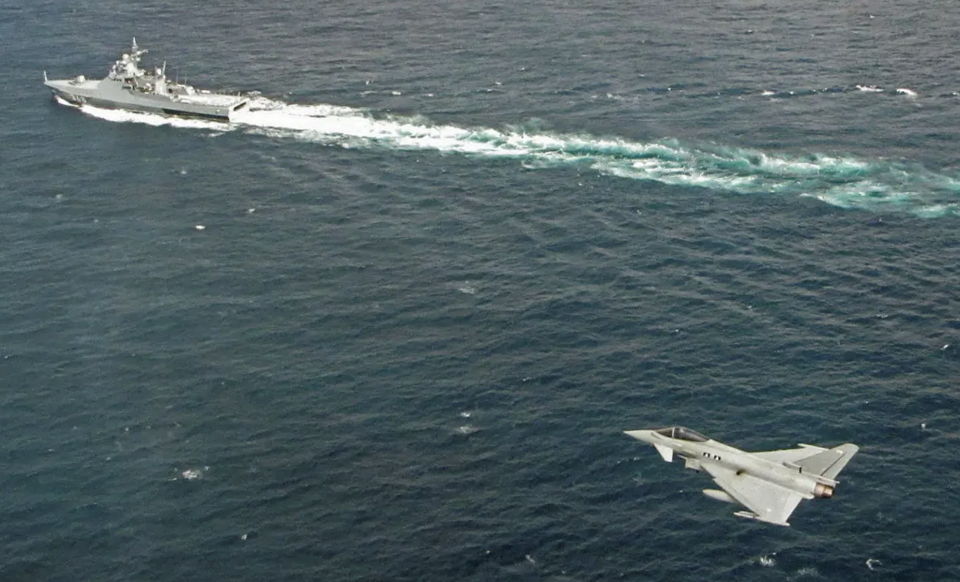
625,427 -> 858,526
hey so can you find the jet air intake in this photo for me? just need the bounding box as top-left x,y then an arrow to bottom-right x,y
703,489 -> 737,504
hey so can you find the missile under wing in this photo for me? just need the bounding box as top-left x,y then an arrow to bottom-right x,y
624,427 -> 858,526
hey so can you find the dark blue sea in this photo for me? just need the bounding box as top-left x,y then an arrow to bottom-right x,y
3,1 -> 960,580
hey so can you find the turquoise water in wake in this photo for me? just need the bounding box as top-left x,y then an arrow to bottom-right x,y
68,95 -> 960,217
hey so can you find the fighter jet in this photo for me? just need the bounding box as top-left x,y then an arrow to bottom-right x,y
624,426 -> 858,526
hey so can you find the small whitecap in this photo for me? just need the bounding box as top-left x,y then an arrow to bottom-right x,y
459,411 -> 472,418
456,425 -> 479,435
390,90 -> 402,96
866,558 -> 881,570
179,468 -> 204,480
457,282 -> 477,295
247,208 -> 256,214
896,88 -> 918,97
525,554 -> 536,564
758,555 -> 776,567
856,85 -> 883,93
195,224 -> 206,230
241,533 -> 248,541
761,90 -> 775,96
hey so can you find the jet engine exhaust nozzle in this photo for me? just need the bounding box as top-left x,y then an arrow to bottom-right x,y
814,483 -> 834,498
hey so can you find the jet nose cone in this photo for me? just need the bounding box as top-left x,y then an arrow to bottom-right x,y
624,429 -> 655,442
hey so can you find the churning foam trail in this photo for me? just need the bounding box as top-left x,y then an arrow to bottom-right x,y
75,100 -> 230,130
70,97 -> 960,217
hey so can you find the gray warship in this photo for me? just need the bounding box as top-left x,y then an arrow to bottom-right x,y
44,38 -> 248,121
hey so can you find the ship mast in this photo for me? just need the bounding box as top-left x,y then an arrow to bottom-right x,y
129,37 -> 148,70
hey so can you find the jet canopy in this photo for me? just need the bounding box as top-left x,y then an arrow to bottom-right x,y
656,426 -> 709,442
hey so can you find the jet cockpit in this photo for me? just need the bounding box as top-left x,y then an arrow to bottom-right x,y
655,426 -> 709,442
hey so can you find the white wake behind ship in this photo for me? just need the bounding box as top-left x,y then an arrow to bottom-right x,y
44,38 -> 248,122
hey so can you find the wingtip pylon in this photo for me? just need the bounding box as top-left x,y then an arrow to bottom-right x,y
734,511 -> 790,527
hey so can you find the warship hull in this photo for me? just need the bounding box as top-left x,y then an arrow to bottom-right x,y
45,78 -> 247,121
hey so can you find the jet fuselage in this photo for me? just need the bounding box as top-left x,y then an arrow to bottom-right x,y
632,430 -> 835,499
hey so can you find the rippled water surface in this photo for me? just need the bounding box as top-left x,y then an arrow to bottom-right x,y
2,1 -> 960,580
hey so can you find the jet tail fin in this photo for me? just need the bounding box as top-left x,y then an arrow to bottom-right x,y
795,443 -> 859,480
